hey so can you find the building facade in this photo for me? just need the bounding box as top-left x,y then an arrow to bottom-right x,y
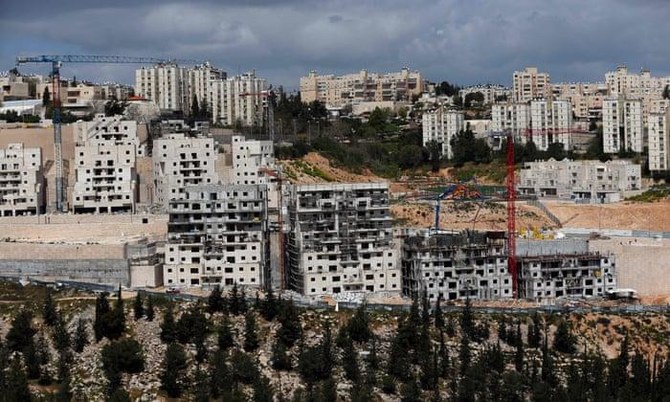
648,109 -> 670,172
135,64 -> 188,111
164,184 -> 268,288
518,158 -> 642,201
602,97 -> 644,153
0,143 -> 44,216
402,230 -> 513,301
517,239 -> 616,299
422,107 -> 464,159
513,67 -> 551,103
529,100 -> 573,150
287,183 -> 401,296
300,68 -> 424,108
152,133 -> 218,209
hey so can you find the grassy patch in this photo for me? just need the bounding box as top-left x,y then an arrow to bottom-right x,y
625,186 -> 670,202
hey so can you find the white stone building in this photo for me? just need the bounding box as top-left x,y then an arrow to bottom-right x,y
458,84 -> 511,105
299,68 -> 424,108
402,230 -> 513,300
518,158 -> 642,201
215,71 -> 268,127
152,133 -> 219,209
422,107 -> 464,159
513,67 -> 551,103
648,109 -> 670,172
602,97 -> 644,153
287,182 -> 401,296
0,143 -> 44,216
491,103 -> 531,140
135,64 -> 187,111
529,99 -> 573,150
164,184 -> 267,288
72,115 -> 143,213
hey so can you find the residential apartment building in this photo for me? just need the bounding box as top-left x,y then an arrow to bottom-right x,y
529,100 -> 573,150
491,103 -> 531,139
517,239 -> 616,299
214,71 -> 268,127
185,62 -> 227,115
513,67 -> 551,103
299,68 -> 424,108
402,230 -> 513,301
602,97 -> 644,153
152,133 -> 219,209
552,82 -> 607,119
72,115 -> 144,213
422,107 -> 464,159
648,109 -> 670,172
164,184 -> 267,288
605,65 -> 670,99
287,183 -> 401,296
518,158 -> 642,202
458,84 -> 511,105
0,143 -> 44,216
135,63 -> 187,111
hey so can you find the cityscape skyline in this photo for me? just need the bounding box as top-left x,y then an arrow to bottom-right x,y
3,0 -> 670,89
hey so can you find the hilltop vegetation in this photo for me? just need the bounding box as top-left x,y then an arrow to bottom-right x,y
1,282 -> 670,401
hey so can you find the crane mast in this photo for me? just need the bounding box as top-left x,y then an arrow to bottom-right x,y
15,54 -> 198,211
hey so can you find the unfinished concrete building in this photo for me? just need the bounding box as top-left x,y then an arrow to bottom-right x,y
153,133 -> 219,209
518,158 -> 642,202
402,229 -> 513,300
517,239 -> 616,299
164,184 -> 268,288
287,183 -> 400,296
72,115 -> 142,213
0,143 -> 44,216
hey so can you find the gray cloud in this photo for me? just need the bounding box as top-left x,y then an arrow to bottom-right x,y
2,0 -> 670,88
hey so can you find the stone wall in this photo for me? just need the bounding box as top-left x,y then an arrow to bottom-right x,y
0,243 -> 125,259
0,259 -> 129,286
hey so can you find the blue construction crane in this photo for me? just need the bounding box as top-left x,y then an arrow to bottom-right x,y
433,181 -> 482,231
15,54 -> 199,212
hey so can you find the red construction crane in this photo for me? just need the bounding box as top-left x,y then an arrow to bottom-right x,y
505,131 -> 518,297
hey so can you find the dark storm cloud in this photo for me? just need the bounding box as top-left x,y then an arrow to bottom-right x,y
2,0 -> 670,87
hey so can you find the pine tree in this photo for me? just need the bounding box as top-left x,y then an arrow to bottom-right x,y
210,349 -> 231,399
460,296 -> 475,340
73,318 -> 89,353
107,286 -> 126,340
342,335 -> 360,382
319,378 -> 337,402
161,342 -> 188,398
6,309 -> 36,352
191,95 -> 200,119
192,366 -> 210,402
145,296 -> 155,321
271,338 -> 292,370
160,305 -> 177,344
24,339 -> 40,380
253,375 -> 274,402
420,347 -> 439,391
459,333 -> 471,375
133,293 -> 144,320
438,333 -> 449,379
262,286 -> 278,321
400,376 -> 422,402
6,356 -> 31,402
229,282 -> 242,315
528,312 -> 542,348
347,303 -> 372,343
218,315 -> 235,351
277,298 -> 302,347
244,310 -> 260,352
107,388 -> 132,402
52,314 -> 71,352
434,295 -> 444,330
94,293 -> 111,342
553,319 -> 576,354
36,332 -> 52,385
43,288 -> 59,326
208,285 -> 224,314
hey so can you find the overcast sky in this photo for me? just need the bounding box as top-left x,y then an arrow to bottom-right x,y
2,0 -> 670,90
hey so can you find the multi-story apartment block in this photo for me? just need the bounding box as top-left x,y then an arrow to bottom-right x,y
422,107 -> 464,159
552,82 -> 607,119
152,133 -> 218,209
164,184 -> 267,288
287,183 -> 401,296
491,103 -> 531,140
518,159 -> 641,201
517,239 -> 616,299
185,62 -> 226,115
217,71 -> 268,127
72,115 -> 144,213
602,97 -> 644,153
135,64 -> 187,111
529,99 -> 573,150
605,65 -> 670,98
402,230 -> 513,301
299,68 -> 424,108
0,144 -> 44,216
458,84 -> 511,105
648,109 -> 670,172
513,67 -> 551,103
